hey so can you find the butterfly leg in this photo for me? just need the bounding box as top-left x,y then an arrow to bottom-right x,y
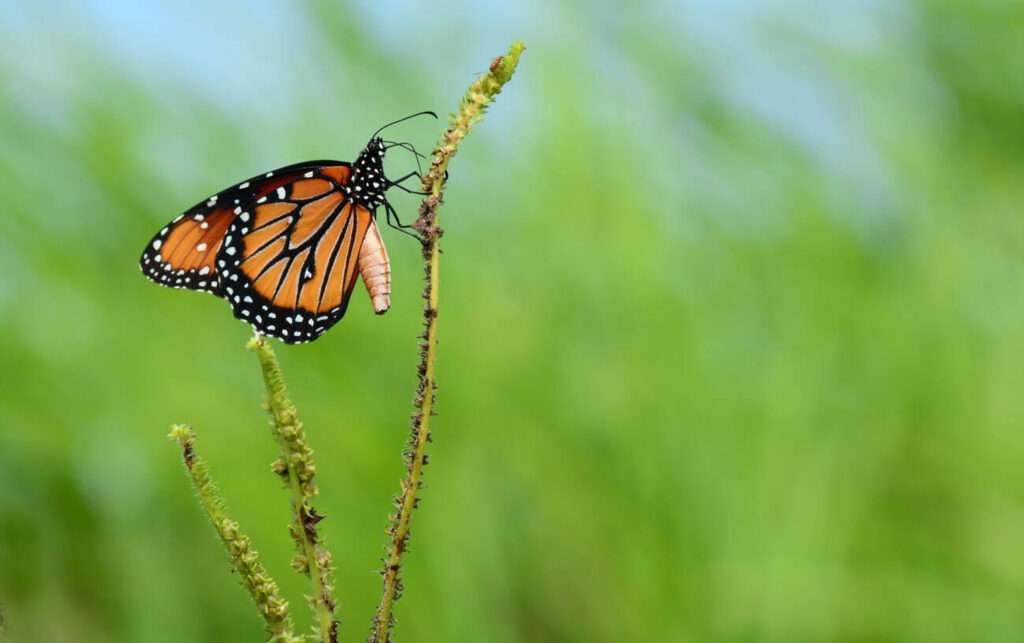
391,183 -> 430,196
385,139 -> 450,192
387,171 -> 429,196
383,200 -> 423,240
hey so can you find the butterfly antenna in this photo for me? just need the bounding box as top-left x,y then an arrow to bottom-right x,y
371,111 -> 438,139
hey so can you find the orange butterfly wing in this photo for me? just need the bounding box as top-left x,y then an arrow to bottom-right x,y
139,161 -> 347,296
217,165 -> 377,343
140,206 -> 234,293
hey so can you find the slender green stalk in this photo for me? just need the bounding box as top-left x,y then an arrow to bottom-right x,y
168,424 -> 300,643
247,336 -> 339,643
369,40 -> 526,643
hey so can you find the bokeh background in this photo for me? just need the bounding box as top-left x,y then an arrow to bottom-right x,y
2,1 -> 1023,641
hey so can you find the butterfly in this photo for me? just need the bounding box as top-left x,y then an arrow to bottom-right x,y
139,113 -> 434,344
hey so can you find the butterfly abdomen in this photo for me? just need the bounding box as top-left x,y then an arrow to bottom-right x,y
359,221 -> 391,314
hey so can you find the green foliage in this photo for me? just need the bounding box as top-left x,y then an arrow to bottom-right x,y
1,4 -> 1023,643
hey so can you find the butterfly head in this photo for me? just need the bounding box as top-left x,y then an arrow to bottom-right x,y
350,136 -> 389,210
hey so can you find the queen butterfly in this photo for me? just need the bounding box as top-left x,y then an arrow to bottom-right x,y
139,113 -> 433,344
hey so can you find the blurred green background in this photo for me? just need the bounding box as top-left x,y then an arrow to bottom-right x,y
2,1 -> 1023,641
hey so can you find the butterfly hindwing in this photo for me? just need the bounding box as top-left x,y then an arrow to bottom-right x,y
216,165 -> 375,344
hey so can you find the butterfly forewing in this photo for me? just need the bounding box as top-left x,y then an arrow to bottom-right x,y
139,160 -> 344,296
217,165 -> 376,344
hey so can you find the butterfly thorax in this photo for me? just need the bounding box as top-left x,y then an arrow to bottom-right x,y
348,137 -> 388,210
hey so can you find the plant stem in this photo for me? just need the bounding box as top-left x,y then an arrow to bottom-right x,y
168,424 -> 300,643
369,40 -> 526,643
247,336 -> 339,643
